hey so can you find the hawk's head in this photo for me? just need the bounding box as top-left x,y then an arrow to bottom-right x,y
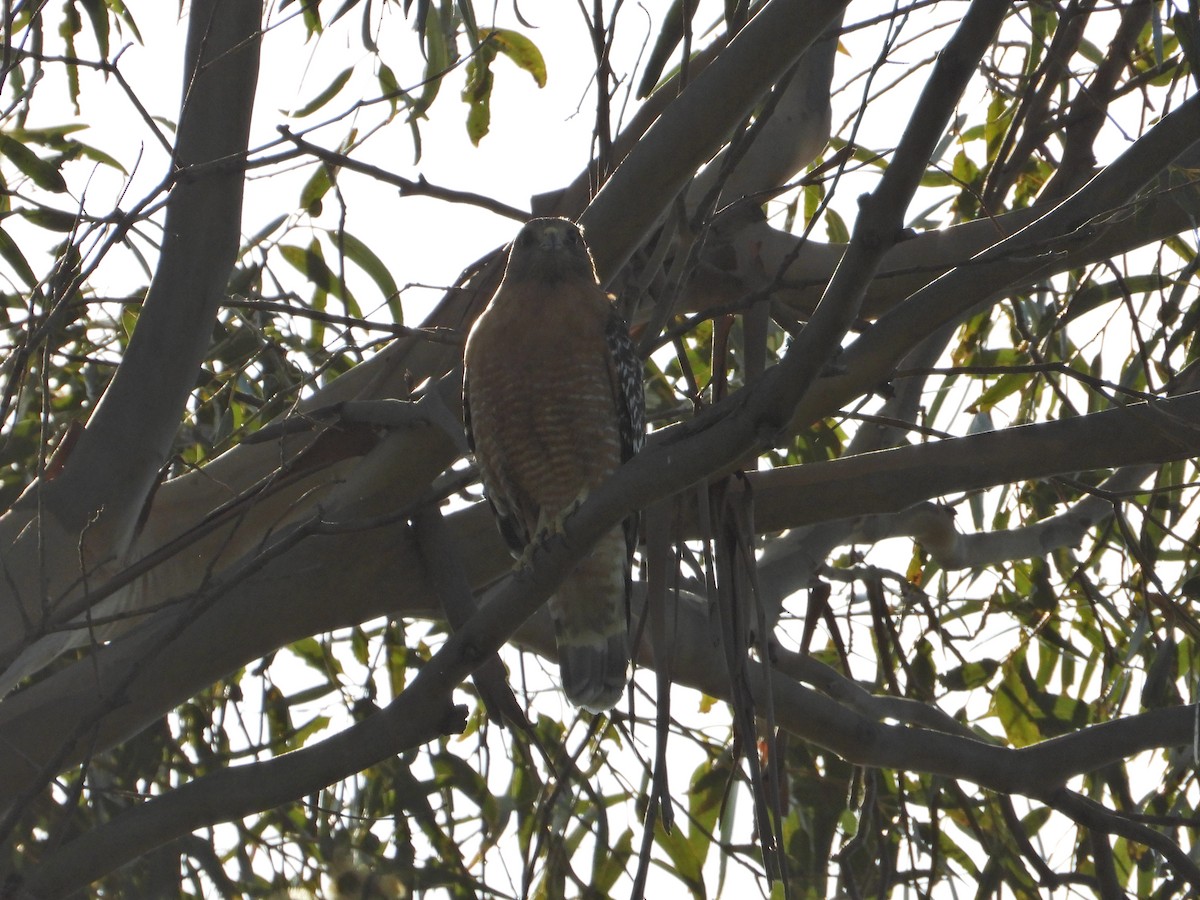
503,217 -> 598,284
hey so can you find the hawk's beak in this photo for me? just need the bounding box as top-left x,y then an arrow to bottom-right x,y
540,225 -> 569,252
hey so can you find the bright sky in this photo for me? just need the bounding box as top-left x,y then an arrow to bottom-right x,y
19,1 -> 960,325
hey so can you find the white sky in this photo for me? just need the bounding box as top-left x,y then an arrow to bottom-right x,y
12,1 -> 961,322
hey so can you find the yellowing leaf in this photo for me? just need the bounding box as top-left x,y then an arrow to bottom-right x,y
480,28 -> 547,88
462,45 -> 496,145
991,652 -> 1040,747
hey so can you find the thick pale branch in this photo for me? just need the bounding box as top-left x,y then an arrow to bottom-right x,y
687,169 -> 1200,322
0,0 -> 263,671
580,0 -> 850,280
743,391 -> 1200,535
513,590 -> 1199,795
6,4 -> 1199,894
8,378 -> 1199,888
686,19 -> 840,211
0,0 -> 849,681
748,0 -> 1009,437
852,464 -> 1158,570
35,1 -> 262,545
16,672 -> 465,898
8,4 -> 1193,704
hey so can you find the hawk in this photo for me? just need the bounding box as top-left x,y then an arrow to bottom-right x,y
463,218 -> 645,712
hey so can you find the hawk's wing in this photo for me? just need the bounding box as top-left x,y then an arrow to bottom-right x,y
463,384 -> 529,554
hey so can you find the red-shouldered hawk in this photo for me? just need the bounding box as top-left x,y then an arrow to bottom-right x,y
463,218 -> 645,713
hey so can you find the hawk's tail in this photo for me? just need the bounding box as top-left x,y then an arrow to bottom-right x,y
550,527 -> 631,713
558,630 -> 630,713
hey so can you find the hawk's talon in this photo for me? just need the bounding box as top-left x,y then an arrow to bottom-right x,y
515,491 -> 591,569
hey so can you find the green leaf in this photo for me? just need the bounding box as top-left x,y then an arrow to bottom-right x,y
291,67 -> 354,117
7,124 -> 88,142
480,28 -> 547,88
328,0 -> 363,27
464,85 -> 491,144
462,44 -> 496,145
264,685 -> 292,748
280,240 -> 353,307
984,93 -> 1010,163
951,149 -> 980,185
991,651 -> 1040,747
592,829 -> 633,894
0,134 -> 68,192
104,0 -> 142,43
941,658 -> 1000,691
9,127 -> 128,174
431,751 -> 492,815
59,2 -> 83,110
339,231 -> 401,321
350,626 -> 369,665
968,373 -> 1030,414
17,206 -> 79,233
290,713 -> 331,749
300,0 -> 322,37
70,140 -> 127,174
299,165 -> 332,215
240,214 -> 287,256
80,0 -> 110,59
803,178 -> 825,225
653,812 -> 705,894
0,225 -> 39,288
824,208 -> 848,244
287,636 -> 345,678
457,0 -> 479,45
460,28 -> 546,144
686,755 -> 727,871
378,61 -> 406,115
413,3 -> 452,121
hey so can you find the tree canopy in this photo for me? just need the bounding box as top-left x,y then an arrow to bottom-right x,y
2,0 -> 1200,897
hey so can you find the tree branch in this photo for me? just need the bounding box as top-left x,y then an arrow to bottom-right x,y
275,125 -> 530,221
38,0 -> 262,545
23,577 -> 1200,896
0,0 -> 263,666
687,167 -> 1200,323
580,0 -> 850,280
14,674 -> 466,898
846,464 -> 1158,570
806,91 -> 1200,438
5,381 -> 1200,808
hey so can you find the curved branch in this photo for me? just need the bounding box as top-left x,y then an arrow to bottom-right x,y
685,167 -> 1200,323
580,0 -> 850,281
39,0 -> 262,545
743,391 -> 1200,535
745,0 -> 1009,442
0,0 -> 263,669
6,382 -> 1199,807
849,463 -> 1158,570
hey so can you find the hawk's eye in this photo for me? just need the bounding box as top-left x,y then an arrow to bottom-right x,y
565,228 -> 581,246
518,228 -> 538,249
